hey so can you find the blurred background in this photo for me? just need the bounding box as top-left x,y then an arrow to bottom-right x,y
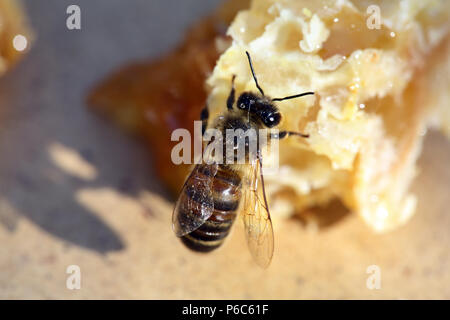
0,0 -> 449,299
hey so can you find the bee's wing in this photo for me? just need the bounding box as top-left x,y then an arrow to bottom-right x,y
241,156 -> 274,268
172,163 -> 219,237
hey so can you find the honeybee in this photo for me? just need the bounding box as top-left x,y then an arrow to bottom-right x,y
172,51 -> 314,268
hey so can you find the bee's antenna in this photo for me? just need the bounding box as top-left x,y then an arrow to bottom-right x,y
245,51 -> 265,96
272,91 -> 315,102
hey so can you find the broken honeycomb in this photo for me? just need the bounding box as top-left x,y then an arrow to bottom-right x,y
89,0 -> 450,233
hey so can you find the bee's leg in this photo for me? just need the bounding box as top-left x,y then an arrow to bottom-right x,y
226,74 -> 236,110
200,104 -> 209,136
271,131 -> 309,139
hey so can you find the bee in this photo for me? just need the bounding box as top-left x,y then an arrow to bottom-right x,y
172,51 -> 314,268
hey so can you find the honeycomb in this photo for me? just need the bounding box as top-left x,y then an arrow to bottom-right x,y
89,0 -> 450,232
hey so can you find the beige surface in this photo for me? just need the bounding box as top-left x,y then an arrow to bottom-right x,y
0,131 -> 449,299
0,0 -> 449,299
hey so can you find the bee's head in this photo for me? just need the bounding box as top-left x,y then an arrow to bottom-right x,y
236,92 -> 281,128
237,51 -> 314,128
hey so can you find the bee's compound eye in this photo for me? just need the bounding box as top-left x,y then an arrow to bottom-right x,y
263,112 -> 281,128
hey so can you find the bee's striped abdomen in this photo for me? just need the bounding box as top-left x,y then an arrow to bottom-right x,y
180,164 -> 241,252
